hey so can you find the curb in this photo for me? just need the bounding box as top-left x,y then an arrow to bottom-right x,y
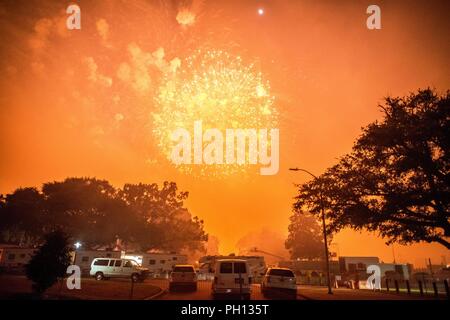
144,288 -> 166,300
297,293 -> 315,300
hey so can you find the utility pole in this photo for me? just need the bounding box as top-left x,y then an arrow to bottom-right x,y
428,258 -> 434,276
289,167 -> 333,295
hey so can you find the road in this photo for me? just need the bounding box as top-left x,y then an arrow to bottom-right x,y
147,279 -> 432,300
0,275 -> 438,300
148,279 -> 278,300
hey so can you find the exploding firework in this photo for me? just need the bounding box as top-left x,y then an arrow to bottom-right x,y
152,50 -> 278,177
176,9 -> 196,27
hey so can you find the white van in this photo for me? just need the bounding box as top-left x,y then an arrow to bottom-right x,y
211,259 -> 252,300
90,258 -> 149,282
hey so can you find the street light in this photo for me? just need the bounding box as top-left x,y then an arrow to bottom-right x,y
289,167 -> 333,294
73,241 -> 82,265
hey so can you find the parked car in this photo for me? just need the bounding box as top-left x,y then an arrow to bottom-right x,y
90,258 -> 149,282
211,259 -> 252,300
261,267 -> 297,299
169,264 -> 197,291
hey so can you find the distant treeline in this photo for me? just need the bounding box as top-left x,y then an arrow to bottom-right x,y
0,178 -> 208,252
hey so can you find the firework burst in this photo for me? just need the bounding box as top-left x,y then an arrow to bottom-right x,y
152,50 -> 278,177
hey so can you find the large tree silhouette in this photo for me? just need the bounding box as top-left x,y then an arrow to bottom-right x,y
0,178 -> 207,252
0,188 -> 45,245
117,181 -> 208,251
294,89 -> 449,248
42,178 -> 127,247
285,212 -> 324,260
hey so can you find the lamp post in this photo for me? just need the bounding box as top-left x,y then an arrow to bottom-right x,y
73,241 -> 82,265
289,167 -> 333,294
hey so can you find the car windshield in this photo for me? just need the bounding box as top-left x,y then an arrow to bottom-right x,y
93,259 -> 109,266
269,269 -> 295,277
173,266 -> 194,272
123,260 -> 139,267
131,260 -> 139,266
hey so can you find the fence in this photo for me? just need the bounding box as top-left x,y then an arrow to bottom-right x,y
296,272 -> 449,299
297,274 -> 328,286
359,277 -> 450,299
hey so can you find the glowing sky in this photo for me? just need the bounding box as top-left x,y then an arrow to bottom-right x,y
0,0 -> 449,267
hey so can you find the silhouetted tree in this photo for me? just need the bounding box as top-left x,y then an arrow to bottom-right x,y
0,178 -> 208,252
0,188 -> 45,245
25,230 -> 72,295
285,212 -> 324,260
42,178 -> 128,248
294,89 -> 450,248
118,182 -> 208,251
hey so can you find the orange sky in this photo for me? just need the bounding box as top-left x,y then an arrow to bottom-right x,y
0,0 -> 449,267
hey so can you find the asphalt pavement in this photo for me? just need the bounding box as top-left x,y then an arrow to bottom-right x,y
0,275 -> 440,300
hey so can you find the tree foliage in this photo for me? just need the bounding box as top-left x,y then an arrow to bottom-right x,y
0,178 -> 208,252
25,230 -> 72,295
0,188 -> 45,245
285,212 -> 325,260
294,89 -> 450,248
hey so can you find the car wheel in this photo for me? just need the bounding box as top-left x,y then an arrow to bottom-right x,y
95,272 -> 104,281
131,273 -> 140,282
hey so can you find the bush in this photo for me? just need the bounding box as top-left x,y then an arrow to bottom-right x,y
25,230 -> 72,295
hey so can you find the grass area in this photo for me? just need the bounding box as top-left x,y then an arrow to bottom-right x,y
0,275 -> 161,300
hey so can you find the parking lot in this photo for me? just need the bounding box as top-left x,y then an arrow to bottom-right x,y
0,274 -> 442,300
